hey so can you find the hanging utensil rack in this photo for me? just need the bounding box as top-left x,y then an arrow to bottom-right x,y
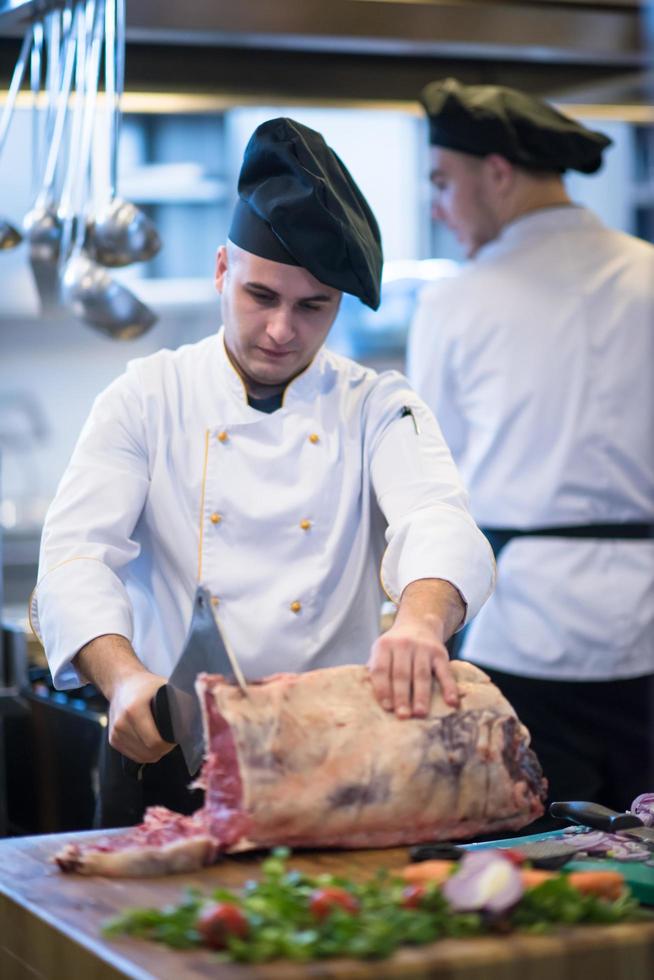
0,0 -> 159,337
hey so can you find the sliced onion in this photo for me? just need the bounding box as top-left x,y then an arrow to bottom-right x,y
630,793 -> 654,828
564,831 -> 611,853
442,851 -> 524,913
561,829 -> 651,862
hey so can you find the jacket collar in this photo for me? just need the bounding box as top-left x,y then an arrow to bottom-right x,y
214,326 -> 333,421
477,205 -> 604,261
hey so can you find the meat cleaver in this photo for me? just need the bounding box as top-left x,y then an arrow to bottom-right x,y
124,586 -> 247,780
550,801 -> 654,849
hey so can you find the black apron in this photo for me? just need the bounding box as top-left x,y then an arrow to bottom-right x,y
447,522 -> 654,659
481,522 -> 654,561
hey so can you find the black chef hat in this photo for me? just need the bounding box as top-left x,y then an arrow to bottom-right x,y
420,78 -> 612,175
228,117 -> 383,310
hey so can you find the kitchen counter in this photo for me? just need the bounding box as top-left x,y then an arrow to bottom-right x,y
1,829 -> 654,979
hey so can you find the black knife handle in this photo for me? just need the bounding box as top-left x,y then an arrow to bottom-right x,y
549,801 -> 644,831
121,685 -> 176,779
150,684 -> 176,743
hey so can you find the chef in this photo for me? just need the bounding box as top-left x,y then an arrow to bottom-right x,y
32,117 -> 494,827
408,78 -> 654,818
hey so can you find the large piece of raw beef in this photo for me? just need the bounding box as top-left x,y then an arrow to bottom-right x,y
55,662 -> 546,876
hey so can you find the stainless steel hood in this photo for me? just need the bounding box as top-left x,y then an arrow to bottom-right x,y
0,1 -> 650,107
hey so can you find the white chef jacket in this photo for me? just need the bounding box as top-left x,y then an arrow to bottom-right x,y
32,328 -> 494,689
408,205 -> 654,681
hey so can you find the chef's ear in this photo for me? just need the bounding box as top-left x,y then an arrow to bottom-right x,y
215,245 -> 229,294
484,153 -> 515,195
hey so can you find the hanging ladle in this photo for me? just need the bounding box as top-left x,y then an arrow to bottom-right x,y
22,10 -> 75,311
0,27 -> 33,249
85,0 -> 160,267
61,0 -> 156,339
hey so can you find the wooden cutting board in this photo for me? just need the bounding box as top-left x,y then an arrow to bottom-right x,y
2,829 -> 654,980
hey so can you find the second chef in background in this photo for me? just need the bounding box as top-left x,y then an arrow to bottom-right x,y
408,79 -> 654,819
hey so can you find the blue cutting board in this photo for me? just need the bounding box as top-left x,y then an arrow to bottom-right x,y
463,829 -> 654,905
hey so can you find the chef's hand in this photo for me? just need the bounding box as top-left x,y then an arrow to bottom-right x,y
108,670 -> 175,764
368,578 -> 464,718
73,633 -> 175,764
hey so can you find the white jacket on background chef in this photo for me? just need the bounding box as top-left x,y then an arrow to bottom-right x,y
32,116 -> 494,827
409,78 -> 654,819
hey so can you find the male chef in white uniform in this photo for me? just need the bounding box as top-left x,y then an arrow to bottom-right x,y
33,117 -> 494,827
408,79 -> 654,820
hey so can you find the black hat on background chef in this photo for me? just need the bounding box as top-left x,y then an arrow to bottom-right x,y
228,117 -> 383,310
420,78 -> 612,175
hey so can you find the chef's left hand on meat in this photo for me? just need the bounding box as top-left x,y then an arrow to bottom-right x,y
368,578 -> 463,717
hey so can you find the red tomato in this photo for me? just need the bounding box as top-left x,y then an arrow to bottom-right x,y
197,902 -> 249,949
401,884 -> 427,908
500,848 -> 526,867
309,886 -> 360,920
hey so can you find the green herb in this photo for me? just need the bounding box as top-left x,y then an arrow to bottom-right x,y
104,890 -> 204,950
511,876 -> 642,932
102,849 -> 645,963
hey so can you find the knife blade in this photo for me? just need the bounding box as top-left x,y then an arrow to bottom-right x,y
124,586 -> 247,780
615,825 -> 654,848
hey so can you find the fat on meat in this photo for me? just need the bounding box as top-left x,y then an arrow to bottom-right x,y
201,661 -> 545,848
55,662 -> 545,876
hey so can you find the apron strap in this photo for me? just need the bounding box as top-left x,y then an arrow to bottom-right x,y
481,523 -> 654,560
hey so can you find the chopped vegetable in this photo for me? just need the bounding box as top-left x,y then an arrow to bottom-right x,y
401,859 -> 455,886
498,848 -> 527,867
441,851 -> 524,913
521,868 -> 556,890
512,876 -> 639,931
631,793 -> 654,828
401,884 -> 427,909
401,853 -> 633,902
197,902 -> 249,949
309,886 -> 360,920
566,871 -> 625,902
103,847 -> 645,963
563,828 -> 651,862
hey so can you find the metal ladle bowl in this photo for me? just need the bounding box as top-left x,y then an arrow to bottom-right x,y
59,0 -> 157,340
61,251 -> 157,338
85,197 -> 161,266
0,219 -> 22,250
22,9 -> 79,306
84,0 -> 160,268
23,203 -> 62,261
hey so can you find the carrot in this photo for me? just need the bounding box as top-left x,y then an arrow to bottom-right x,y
521,867 -> 625,900
400,861 -> 625,902
566,871 -> 625,901
521,868 -> 555,889
402,861 -> 557,891
401,860 -> 455,886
